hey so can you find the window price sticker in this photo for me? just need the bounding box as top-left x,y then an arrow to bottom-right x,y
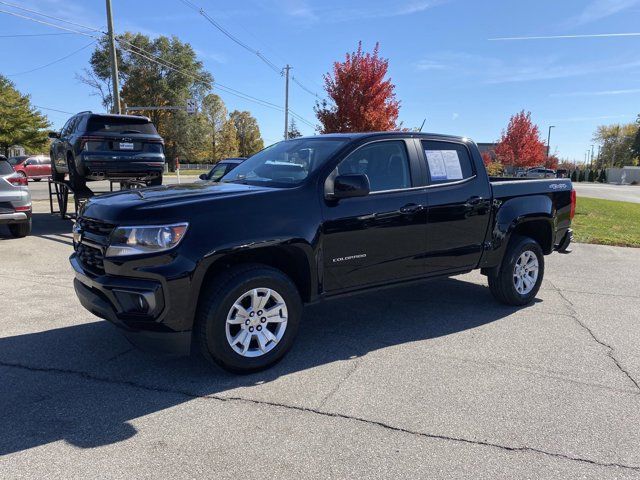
425,150 -> 463,181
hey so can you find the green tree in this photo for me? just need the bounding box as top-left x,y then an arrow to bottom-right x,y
230,110 -> 264,157
593,123 -> 638,168
0,75 -> 50,157
287,118 -> 302,139
218,119 -> 240,159
632,114 -> 640,159
80,32 -> 212,161
201,93 -> 230,163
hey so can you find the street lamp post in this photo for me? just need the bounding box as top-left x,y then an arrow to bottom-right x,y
546,126 -> 555,160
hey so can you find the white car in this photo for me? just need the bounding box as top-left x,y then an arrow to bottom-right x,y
0,156 -> 32,237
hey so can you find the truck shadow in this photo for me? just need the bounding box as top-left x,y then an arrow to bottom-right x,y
0,277 -> 533,455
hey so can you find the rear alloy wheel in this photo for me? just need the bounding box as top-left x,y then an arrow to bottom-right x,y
196,264 -> 301,373
488,235 -> 544,306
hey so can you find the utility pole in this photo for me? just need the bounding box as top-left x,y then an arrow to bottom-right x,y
590,144 -> 595,168
106,0 -> 121,114
283,64 -> 291,140
546,125 -> 555,160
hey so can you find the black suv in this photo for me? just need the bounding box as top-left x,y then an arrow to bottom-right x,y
49,112 -> 165,188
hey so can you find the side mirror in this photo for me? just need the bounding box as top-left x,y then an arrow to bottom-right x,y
48,131 -> 60,139
330,174 -> 370,199
199,173 -> 208,180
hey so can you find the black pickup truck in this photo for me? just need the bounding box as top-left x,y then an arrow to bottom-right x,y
71,132 -> 575,373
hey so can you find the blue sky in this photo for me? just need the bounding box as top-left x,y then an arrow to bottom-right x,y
1,0 -> 639,161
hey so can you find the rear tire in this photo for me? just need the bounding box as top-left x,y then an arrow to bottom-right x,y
195,264 -> 302,374
9,220 -> 31,238
488,235 -> 544,306
51,161 -> 64,182
67,154 -> 86,190
147,174 -> 162,187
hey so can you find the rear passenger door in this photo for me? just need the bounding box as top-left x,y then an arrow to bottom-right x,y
420,139 -> 492,274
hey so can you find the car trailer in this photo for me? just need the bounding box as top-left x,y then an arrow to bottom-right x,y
48,178 -> 148,220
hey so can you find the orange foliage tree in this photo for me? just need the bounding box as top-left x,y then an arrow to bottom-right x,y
315,42 -> 400,133
494,111 -> 546,168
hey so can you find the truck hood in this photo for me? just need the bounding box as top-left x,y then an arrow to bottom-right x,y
81,182 -> 275,223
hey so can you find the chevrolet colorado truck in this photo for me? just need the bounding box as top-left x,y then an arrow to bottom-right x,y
71,132 -> 575,373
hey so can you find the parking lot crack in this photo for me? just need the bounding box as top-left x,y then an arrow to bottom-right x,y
1,359 -> 639,472
548,281 -> 640,393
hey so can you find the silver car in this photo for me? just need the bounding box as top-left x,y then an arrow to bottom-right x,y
0,157 -> 32,237
525,167 -> 556,179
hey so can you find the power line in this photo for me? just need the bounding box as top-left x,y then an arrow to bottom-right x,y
177,0 -> 281,74
0,8 -> 100,39
0,0 -> 104,33
33,105 -> 74,115
0,3 -> 317,126
175,0 -> 320,101
7,40 -> 95,76
0,32 -> 79,38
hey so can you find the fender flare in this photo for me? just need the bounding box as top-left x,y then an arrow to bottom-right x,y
480,195 -> 554,269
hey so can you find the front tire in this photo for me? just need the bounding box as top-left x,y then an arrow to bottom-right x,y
195,264 -> 302,373
9,220 -> 32,238
488,235 -> 544,306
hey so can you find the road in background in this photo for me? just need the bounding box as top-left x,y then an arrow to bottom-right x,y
574,183 -> 640,204
1,203 -> 639,479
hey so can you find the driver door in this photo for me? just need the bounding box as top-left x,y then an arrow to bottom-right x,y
321,139 -> 428,293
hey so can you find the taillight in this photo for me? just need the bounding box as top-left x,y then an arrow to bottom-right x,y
570,189 -> 576,219
15,205 -> 31,212
79,135 -> 107,150
7,175 -> 27,186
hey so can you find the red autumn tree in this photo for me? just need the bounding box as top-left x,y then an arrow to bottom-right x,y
545,154 -> 560,169
481,151 -> 493,166
315,42 -> 400,133
494,111 -> 546,168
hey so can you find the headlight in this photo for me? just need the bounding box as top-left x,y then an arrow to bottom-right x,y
106,223 -> 188,257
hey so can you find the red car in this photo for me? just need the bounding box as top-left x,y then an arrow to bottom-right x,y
8,155 -> 52,182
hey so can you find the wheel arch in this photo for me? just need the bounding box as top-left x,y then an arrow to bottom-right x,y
480,195 -> 554,269
189,241 -> 316,323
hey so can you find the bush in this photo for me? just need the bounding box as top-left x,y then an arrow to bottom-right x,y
598,169 -> 607,183
571,170 -> 577,182
578,170 -> 585,182
485,161 -> 504,177
588,170 -> 595,182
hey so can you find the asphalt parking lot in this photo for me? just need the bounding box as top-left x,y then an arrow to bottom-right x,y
1,202 -> 639,479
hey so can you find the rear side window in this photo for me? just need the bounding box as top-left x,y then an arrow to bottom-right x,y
87,116 -> 158,135
0,160 -> 14,175
421,140 -> 474,184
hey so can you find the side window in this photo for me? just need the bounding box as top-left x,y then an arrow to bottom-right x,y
335,140 -> 411,192
421,140 -> 474,185
60,119 -> 72,136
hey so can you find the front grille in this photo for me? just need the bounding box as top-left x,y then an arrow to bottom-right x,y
76,217 -> 115,275
76,243 -> 105,275
79,217 -> 115,237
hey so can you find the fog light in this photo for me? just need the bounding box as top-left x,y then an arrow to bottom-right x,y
113,290 -> 155,314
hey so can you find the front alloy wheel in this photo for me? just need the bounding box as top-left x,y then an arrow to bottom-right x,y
196,264 -> 302,373
225,288 -> 288,357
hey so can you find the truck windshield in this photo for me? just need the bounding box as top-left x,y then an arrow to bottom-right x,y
221,138 -> 348,187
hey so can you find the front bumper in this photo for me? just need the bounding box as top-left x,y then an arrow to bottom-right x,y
71,255 -> 191,356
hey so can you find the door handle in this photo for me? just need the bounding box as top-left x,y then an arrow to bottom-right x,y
400,203 -> 424,214
465,196 -> 483,207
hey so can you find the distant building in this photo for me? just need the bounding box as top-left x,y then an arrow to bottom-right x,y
8,146 -> 26,157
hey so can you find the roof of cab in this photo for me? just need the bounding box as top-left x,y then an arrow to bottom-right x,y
294,131 -> 471,143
